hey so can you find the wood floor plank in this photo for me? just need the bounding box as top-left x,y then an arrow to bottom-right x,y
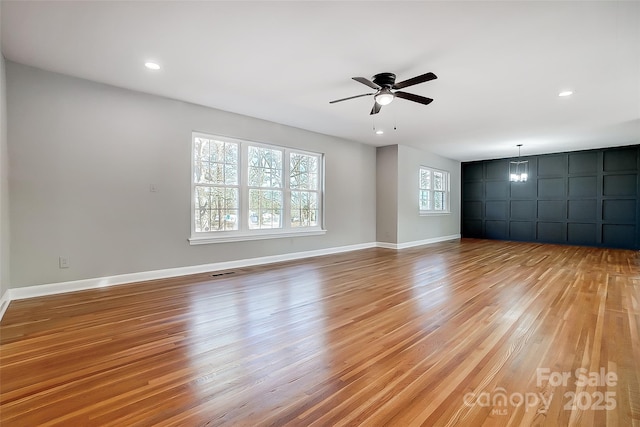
1,239 -> 639,426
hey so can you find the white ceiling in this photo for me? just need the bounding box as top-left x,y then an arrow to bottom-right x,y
2,1 -> 639,161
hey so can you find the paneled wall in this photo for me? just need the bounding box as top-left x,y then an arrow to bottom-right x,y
462,146 -> 640,249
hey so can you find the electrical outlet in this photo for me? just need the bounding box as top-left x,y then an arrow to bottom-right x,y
59,256 -> 70,269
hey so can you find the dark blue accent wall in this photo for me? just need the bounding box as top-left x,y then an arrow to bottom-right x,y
461,145 -> 640,249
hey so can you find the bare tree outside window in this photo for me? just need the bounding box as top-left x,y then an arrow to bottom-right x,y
191,133 -> 323,240
194,137 -> 239,232
290,153 -> 319,227
248,146 -> 283,229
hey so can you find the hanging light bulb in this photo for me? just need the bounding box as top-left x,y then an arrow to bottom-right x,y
509,144 -> 528,182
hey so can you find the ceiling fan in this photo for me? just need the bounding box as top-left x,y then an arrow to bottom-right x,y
330,72 -> 437,115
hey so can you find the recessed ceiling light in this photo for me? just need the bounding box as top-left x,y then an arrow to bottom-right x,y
145,62 -> 161,70
558,90 -> 573,97
375,130 -> 384,135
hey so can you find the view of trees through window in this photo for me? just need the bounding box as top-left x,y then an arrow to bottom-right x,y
419,166 -> 449,213
290,153 -> 319,228
193,138 -> 239,232
248,146 -> 283,229
192,134 -> 322,235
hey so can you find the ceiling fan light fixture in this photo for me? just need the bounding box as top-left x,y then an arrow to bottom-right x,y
329,71 -> 437,114
375,89 -> 394,106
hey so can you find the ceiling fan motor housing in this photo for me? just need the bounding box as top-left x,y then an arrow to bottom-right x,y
372,73 -> 396,88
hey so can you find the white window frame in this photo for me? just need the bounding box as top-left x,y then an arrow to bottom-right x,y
190,132 -> 325,244
419,166 -> 451,215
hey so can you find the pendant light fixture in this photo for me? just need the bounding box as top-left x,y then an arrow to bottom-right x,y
509,144 -> 528,182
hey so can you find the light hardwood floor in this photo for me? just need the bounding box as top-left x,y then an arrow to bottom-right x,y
1,239 -> 639,426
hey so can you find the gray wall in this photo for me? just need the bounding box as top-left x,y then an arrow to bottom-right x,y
7,62 -> 377,288
376,145 -> 398,244
375,144 -> 461,245
397,145 -> 461,244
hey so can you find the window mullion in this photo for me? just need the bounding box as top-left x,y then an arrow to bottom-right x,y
239,142 -> 249,232
318,154 -> 324,229
283,150 -> 291,230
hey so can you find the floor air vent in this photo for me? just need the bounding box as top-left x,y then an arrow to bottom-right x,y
211,271 -> 236,278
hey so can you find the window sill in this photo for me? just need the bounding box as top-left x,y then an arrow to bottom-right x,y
419,211 -> 451,216
189,228 -> 327,245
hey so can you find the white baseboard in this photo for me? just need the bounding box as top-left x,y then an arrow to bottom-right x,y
6,242 -> 377,303
376,242 -> 397,249
0,289 -> 11,321
377,234 -> 460,250
0,236 -> 461,322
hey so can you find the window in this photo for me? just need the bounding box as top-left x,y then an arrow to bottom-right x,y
191,133 -> 324,243
419,166 -> 450,214
290,152 -> 320,228
193,138 -> 239,232
248,145 -> 283,230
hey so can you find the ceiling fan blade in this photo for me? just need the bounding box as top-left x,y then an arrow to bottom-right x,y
370,102 -> 382,115
395,91 -> 434,106
353,77 -> 381,90
393,72 -> 437,90
329,92 -> 375,104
